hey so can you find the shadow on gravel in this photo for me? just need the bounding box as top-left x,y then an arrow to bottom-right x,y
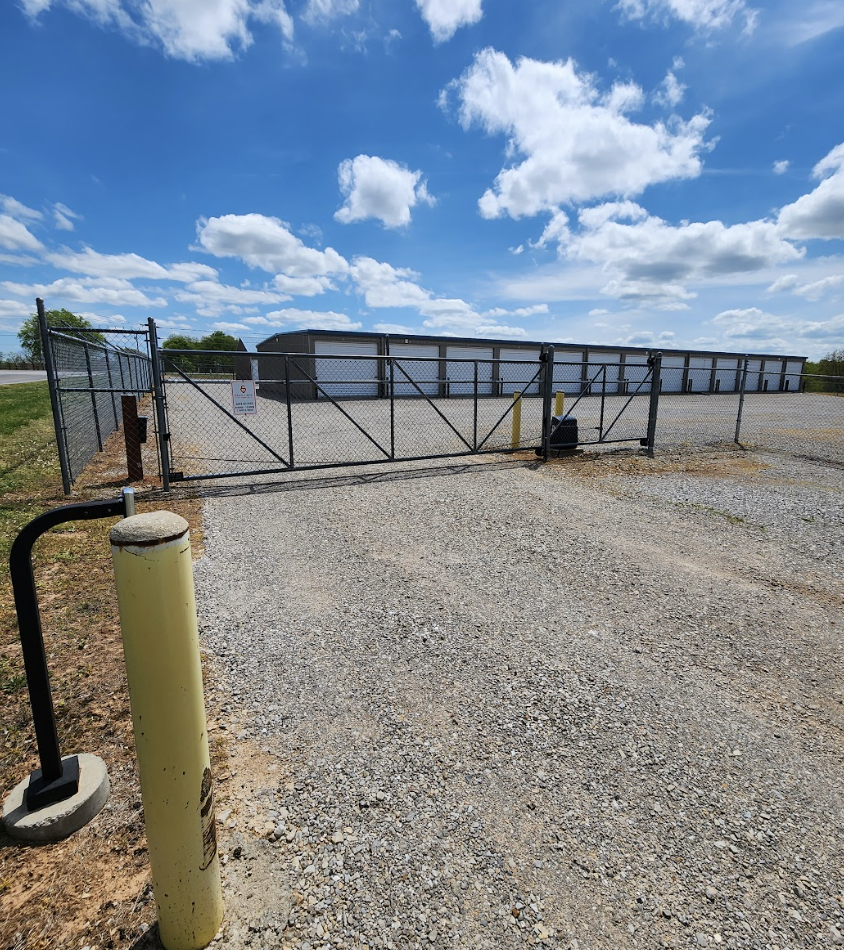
161,457 -> 545,500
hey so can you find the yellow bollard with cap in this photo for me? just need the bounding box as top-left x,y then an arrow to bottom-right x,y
511,391 -> 522,448
110,512 -> 223,950
555,391 -> 564,417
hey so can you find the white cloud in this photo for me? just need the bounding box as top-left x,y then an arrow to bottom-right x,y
372,322 -> 417,334
351,257 -> 432,309
196,214 -> 348,276
790,274 -> 844,301
302,0 -> 358,23
46,246 -> 218,282
773,160 -> 789,175
0,215 -> 44,252
22,0 -> 294,62
273,274 -> 334,296
53,202 -> 82,231
474,325 -> 527,338
335,155 -> 435,229
654,58 -> 686,108
712,307 -> 844,346
248,309 -> 362,331
175,279 -> 292,316
0,195 -> 43,221
542,201 -> 803,305
0,299 -> 32,318
766,273 -> 799,292
616,0 -> 758,32
771,1 -> 844,45
777,142 -> 844,240
414,0 -> 482,42
211,321 -> 250,332
448,48 -> 711,219
1,276 -> 167,308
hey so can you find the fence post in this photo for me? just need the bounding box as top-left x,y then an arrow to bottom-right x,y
105,348 -> 119,430
285,355 -> 295,468
540,345 -> 555,460
37,299 -> 72,495
110,512 -> 223,949
148,319 -> 171,491
389,357 -> 396,460
473,361 -> 479,451
83,342 -> 103,452
645,351 -> 662,458
735,355 -> 749,443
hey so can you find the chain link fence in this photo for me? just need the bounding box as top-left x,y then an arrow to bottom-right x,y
45,325 -> 153,488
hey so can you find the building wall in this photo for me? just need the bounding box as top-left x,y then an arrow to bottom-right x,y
237,329 -> 806,398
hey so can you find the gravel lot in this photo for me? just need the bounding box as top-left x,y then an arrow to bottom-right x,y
192,446 -> 844,950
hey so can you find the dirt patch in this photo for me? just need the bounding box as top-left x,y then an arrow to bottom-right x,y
0,420 -> 208,950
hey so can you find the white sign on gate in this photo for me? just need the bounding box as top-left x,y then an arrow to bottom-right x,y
231,380 -> 257,414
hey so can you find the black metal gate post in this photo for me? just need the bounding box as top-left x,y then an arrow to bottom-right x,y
285,355 -> 295,468
9,489 -> 135,810
473,361 -> 479,451
389,357 -> 396,460
645,351 -> 662,458
540,345 -> 555,460
37,299 -> 72,495
148,318 -> 171,491
83,342 -> 103,452
735,355 -> 749,443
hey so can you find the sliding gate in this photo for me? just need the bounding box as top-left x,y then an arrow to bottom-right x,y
156,346 -> 661,485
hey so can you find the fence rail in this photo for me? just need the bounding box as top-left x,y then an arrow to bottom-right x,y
35,309 -> 844,491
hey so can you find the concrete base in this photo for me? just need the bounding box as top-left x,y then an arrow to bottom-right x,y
2,754 -> 110,842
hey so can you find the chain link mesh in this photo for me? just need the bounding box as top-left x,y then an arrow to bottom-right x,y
48,328 -> 152,483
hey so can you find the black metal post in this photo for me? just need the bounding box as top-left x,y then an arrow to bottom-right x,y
735,355 -> 749,443
83,342 -> 103,452
389,358 -> 396,460
473,361 -> 479,451
37,299 -> 72,495
285,356 -> 295,468
599,365 -> 607,441
645,351 -> 662,458
540,345 -> 555,460
105,348 -> 119,430
148,318 -> 171,491
9,491 -> 134,810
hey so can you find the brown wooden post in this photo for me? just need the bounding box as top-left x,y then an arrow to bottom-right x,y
122,395 -> 144,482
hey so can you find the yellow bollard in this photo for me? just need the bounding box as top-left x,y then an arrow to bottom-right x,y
110,512 -> 223,950
511,391 -> 522,448
555,391 -> 564,417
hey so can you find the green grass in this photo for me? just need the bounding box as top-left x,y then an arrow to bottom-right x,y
0,381 -> 62,557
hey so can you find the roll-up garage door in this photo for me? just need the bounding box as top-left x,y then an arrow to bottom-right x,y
446,346 -> 494,395
500,348 -> 541,395
586,353 -> 621,393
713,358 -> 739,392
314,341 -> 379,398
763,360 -> 783,392
623,355 -> 651,393
552,351 -> 585,394
390,343 -> 440,396
783,360 -> 803,392
687,357 -> 712,392
661,355 -> 686,393
745,359 -> 762,392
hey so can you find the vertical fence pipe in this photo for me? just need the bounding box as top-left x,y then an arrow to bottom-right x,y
598,365 -> 607,441
540,345 -> 555,460
105,349 -> 119,429
83,342 -> 103,452
37,299 -> 72,495
148,319 -> 171,491
555,391 -> 564,417
645,351 -> 662,458
735,355 -> 749,443
110,512 -> 223,949
389,358 -> 396,460
473,361 -> 479,451
511,391 -> 522,449
285,356 -> 295,468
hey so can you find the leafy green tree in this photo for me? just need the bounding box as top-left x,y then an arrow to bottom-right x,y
162,330 -> 238,374
18,308 -> 102,361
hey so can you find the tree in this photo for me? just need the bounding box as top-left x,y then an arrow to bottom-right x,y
18,308 -> 102,361
162,330 -> 239,374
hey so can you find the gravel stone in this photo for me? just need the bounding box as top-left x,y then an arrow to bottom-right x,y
192,447 -> 844,948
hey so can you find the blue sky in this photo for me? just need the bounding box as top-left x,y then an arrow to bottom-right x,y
1,0 -> 843,359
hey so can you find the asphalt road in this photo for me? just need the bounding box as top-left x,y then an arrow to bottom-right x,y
0,370 -> 47,386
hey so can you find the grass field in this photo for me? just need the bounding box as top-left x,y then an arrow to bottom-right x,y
0,381 -> 202,950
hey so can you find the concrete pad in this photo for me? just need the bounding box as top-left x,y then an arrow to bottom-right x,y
2,754 -> 110,842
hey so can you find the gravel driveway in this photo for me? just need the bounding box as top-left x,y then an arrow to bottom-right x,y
192,447 -> 844,950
